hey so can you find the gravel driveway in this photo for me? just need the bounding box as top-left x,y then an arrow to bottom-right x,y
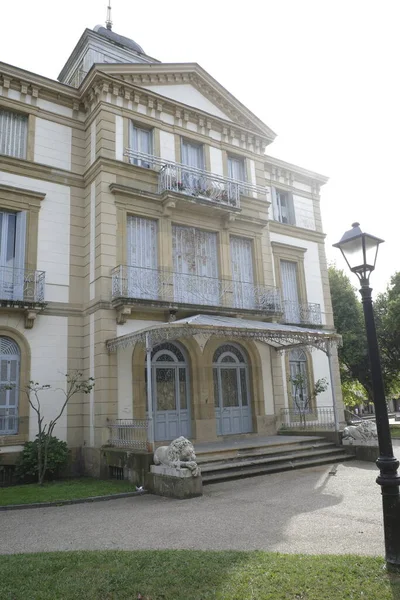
0,461 -> 385,556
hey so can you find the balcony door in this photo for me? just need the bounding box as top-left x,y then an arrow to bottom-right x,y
281,260 -> 301,323
173,225 -> 219,306
126,216 -> 158,300
230,236 -> 255,309
0,210 -> 25,301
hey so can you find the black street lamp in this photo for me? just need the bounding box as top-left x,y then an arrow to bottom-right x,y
334,222 -> 400,570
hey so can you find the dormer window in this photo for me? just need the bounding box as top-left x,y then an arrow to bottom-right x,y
272,188 -> 295,225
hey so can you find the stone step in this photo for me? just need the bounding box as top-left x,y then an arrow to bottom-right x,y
200,446 -> 347,473
196,441 -> 335,465
202,452 -> 354,484
195,436 -> 328,462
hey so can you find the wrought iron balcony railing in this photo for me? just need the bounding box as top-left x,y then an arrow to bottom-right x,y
0,267 -> 45,304
112,265 -> 282,314
124,149 -> 268,209
108,419 -> 150,450
280,406 -> 335,431
282,300 -> 322,326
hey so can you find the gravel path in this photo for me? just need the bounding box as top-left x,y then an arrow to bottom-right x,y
0,461 -> 385,556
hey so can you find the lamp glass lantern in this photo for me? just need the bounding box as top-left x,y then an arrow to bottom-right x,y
332,222 -> 384,284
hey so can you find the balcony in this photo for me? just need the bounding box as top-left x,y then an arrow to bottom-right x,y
112,265 -> 282,316
124,149 -> 267,210
0,267 -> 46,306
282,300 -> 322,326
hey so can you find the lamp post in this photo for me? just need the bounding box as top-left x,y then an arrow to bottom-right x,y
333,222 -> 400,570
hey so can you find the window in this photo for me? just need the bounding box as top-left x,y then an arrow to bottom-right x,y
181,139 -> 204,170
228,155 -> 246,182
126,215 -> 158,299
129,123 -> 153,168
289,349 -> 310,412
0,336 -> 20,435
281,260 -> 301,323
172,225 -> 219,306
0,210 -> 26,301
230,236 -> 255,309
272,188 -> 295,225
0,109 -> 28,159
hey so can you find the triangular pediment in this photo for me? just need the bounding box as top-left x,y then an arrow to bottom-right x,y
88,63 -> 276,142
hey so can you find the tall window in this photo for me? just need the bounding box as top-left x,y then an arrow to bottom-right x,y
0,109 -> 28,159
172,225 -> 219,306
181,139 -> 204,170
129,123 -> 153,168
272,188 -> 295,225
230,236 -> 255,309
0,210 -> 26,301
126,215 -> 158,299
0,336 -> 20,435
228,155 -> 246,182
289,349 -> 310,412
281,260 -> 301,324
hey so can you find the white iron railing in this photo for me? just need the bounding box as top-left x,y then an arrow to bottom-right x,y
0,268 -> 45,304
282,300 -> 322,326
124,149 -> 268,209
112,265 -> 282,314
108,419 -> 150,450
280,406 -> 335,430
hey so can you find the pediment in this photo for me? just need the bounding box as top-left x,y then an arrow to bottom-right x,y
90,63 -> 277,142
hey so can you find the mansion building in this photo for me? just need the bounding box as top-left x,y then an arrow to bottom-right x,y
0,22 -> 343,465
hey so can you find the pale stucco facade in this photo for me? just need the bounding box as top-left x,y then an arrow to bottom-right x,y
0,24 -> 343,464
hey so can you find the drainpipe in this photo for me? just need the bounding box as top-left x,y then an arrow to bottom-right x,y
326,342 -> 340,434
146,333 -> 155,452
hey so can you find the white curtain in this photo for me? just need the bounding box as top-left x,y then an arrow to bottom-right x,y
281,260 -> 300,323
126,216 -> 158,299
0,110 -> 27,159
230,236 -> 254,309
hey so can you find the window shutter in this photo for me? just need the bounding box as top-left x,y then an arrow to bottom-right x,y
15,212 -> 26,271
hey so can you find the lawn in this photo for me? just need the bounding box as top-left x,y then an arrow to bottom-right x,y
0,478 -> 137,506
390,425 -> 400,438
0,550 -> 399,600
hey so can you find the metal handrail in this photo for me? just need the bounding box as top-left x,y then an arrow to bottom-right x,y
0,267 -> 45,303
111,264 -> 282,313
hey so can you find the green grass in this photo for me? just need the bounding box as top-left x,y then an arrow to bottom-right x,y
0,478 -> 137,506
390,425 -> 400,438
0,550 -> 399,600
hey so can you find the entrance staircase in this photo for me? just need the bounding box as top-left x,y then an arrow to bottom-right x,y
195,435 -> 354,484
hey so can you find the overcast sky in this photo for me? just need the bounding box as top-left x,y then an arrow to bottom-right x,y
1,0 -> 398,294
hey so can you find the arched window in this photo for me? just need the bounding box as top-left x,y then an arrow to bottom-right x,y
289,349 -> 310,412
0,336 -> 20,434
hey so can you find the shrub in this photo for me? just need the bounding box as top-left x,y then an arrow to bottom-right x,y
16,435 -> 69,482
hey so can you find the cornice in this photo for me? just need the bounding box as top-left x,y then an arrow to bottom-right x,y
0,155 -> 84,189
268,220 -> 326,242
270,240 -> 307,254
0,184 -> 46,202
264,154 -> 329,187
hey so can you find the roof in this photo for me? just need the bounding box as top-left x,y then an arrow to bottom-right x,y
106,314 -> 340,353
93,25 -> 145,55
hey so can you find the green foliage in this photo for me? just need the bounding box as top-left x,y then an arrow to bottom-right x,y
329,265 -> 400,403
15,435 -> 69,483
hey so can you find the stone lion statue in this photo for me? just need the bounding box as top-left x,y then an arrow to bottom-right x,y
153,436 -> 201,477
343,420 -> 378,443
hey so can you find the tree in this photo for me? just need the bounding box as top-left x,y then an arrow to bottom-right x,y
289,372 -> 328,426
328,266 -> 400,405
328,266 -> 373,401
13,372 -> 94,485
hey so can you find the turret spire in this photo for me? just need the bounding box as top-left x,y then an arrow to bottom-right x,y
106,2 -> 112,30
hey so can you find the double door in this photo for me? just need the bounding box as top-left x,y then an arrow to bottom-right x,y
0,211 -> 26,301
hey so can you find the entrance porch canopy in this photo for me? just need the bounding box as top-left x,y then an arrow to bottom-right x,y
106,314 -> 341,353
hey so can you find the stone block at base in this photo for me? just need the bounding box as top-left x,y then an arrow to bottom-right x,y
147,471 -> 203,499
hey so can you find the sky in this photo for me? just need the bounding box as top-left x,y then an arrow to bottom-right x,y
1,0 -> 398,294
